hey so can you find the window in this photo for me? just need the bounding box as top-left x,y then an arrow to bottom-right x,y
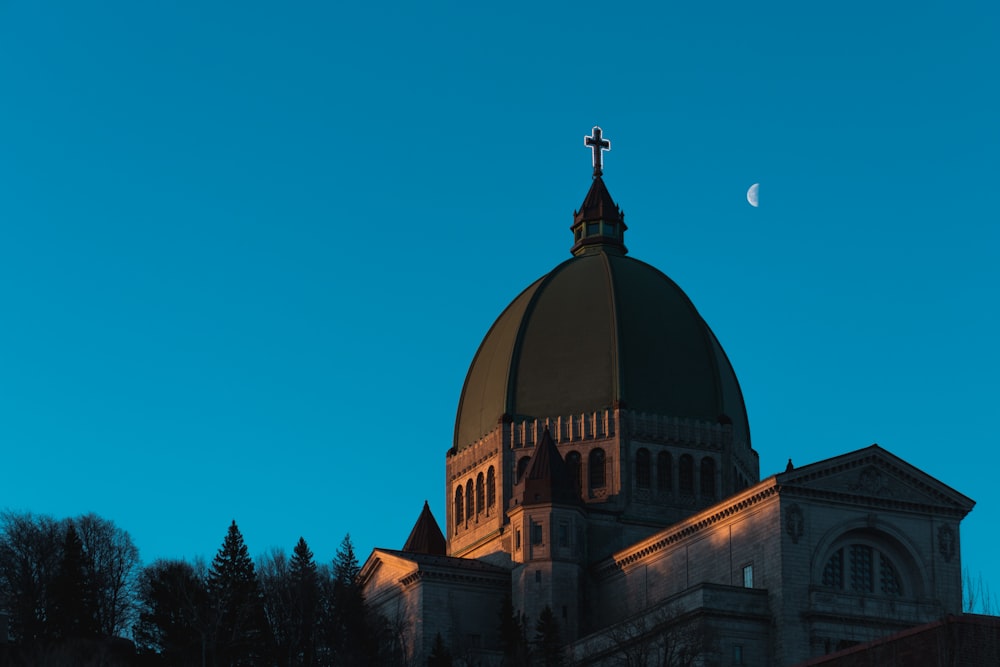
636,448 -> 651,489
465,481 -> 474,526
476,472 -> 485,516
743,564 -> 754,588
823,544 -> 903,595
531,522 -> 543,545
515,529 -> 521,550
559,522 -> 569,547
657,452 -> 672,492
589,448 -> 606,490
679,454 -> 694,495
535,570 -> 542,583
733,645 -> 744,665
454,487 -> 464,528
486,466 -> 496,513
566,451 -> 582,491
701,457 -> 716,498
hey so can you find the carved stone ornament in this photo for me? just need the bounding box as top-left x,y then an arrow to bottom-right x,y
938,524 -> 956,562
786,504 -> 805,544
850,466 -> 894,497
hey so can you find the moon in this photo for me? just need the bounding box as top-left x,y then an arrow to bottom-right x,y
747,183 -> 759,207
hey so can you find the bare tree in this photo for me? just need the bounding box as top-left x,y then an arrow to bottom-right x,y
963,568 -> 997,615
73,512 -> 141,637
0,511 -> 63,643
605,606 -> 714,667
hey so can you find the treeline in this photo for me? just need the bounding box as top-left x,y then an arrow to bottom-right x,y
0,511 -> 397,666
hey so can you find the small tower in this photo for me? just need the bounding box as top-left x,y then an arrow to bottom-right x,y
507,428 -> 587,640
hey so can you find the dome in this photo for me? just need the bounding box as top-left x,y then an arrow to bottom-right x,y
453,177 -> 750,453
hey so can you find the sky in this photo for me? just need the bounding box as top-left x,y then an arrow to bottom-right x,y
1,1 -> 997,598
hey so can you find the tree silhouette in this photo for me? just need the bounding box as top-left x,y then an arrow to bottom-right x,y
47,522 -> 99,641
290,537 -> 320,666
534,605 -> 563,667
134,558 -> 210,666
207,520 -> 265,666
326,534 -> 374,666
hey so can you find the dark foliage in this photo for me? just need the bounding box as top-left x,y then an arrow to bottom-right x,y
206,520 -> 267,666
534,605 -> 563,667
134,559 -> 210,666
427,631 -> 453,667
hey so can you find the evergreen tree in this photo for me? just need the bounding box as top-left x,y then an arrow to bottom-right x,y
427,632 -> 453,667
326,534 -> 373,666
48,522 -> 99,641
290,537 -> 320,666
499,595 -> 529,667
534,605 -> 563,667
207,520 -> 265,666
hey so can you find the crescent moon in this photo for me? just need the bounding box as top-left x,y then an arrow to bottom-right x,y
747,183 -> 759,207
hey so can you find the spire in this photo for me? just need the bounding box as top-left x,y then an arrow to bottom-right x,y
517,428 -> 579,506
402,500 -> 447,555
572,127 -> 627,256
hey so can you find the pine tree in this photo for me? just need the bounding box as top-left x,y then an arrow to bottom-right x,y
499,595 -> 529,667
327,534 -> 372,666
207,520 -> 265,666
427,632 -> 453,667
534,605 -> 563,667
48,522 -> 99,641
290,537 -> 319,666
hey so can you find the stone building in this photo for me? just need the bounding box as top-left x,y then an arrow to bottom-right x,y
359,129 -> 975,666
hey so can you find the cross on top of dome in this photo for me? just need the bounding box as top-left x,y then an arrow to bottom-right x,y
584,126 -> 611,178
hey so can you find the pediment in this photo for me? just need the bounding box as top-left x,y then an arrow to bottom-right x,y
776,444 -> 974,515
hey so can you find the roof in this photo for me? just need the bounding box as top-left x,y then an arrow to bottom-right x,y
401,501 -> 446,555
453,247 -> 750,451
515,428 -> 580,506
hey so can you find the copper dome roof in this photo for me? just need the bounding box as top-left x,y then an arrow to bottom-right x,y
453,243 -> 750,452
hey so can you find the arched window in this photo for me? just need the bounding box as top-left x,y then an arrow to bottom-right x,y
657,452 -> 672,492
486,466 -> 496,513
679,455 -> 694,495
454,487 -> 464,528
465,480 -> 474,526
700,457 -> 716,498
565,451 -> 582,492
822,544 -> 903,595
636,448 -> 651,489
476,472 -> 485,516
516,456 -> 531,484
589,448 -> 606,490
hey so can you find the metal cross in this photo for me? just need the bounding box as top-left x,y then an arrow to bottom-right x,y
584,126 -> 611,177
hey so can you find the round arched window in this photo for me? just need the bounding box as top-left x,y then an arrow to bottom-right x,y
822,543 -> 903,595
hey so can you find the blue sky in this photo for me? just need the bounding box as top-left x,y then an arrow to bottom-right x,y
1,1 -> 997,597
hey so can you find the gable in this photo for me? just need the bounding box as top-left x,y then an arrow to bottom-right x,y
776,445 -> 974,517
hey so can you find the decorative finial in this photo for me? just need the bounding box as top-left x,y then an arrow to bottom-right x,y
584,126 -> 610,178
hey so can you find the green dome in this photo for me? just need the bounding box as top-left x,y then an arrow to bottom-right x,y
453,246 -> 751,452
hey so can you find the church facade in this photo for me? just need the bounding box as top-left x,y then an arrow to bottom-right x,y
359,129 -> 974,666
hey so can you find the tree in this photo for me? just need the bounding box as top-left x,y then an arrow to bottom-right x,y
427,632 -> 453,667
47,522 -> 99,641
134,559 -> 210,666
207,520 -> 266,666
74,512 -> 141,638
325,534 -> 374,666
498,595 -> 529,667
534,605 -> 563,667
0,511 -> 63,644
289,537 -> 320,666
258,548 -> 293,667
605,605 -> 714,667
